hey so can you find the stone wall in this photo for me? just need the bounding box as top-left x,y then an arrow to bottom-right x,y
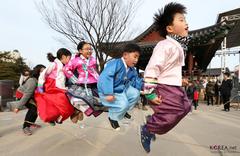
0,80 -> 15,111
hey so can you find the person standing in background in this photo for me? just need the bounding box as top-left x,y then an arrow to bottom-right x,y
220,72 -> 233,111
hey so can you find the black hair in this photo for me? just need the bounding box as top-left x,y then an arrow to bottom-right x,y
224,72 -> 230,77
31,64 -> 46,79
21,68 -> 30,76
76,41 -> 91,57
122,43 -> 141,54
47,48 -> 72,62
77,41 -> 90,51
154,2 -> 186,38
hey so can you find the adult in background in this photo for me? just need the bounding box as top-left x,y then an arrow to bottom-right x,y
206,79 -> 215,106
214,79 -> 221,105
220,72 -> 233,111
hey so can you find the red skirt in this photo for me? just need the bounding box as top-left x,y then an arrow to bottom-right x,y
35,78 -> 74,122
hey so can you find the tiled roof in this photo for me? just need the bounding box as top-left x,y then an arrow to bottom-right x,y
99,8 -> 240,71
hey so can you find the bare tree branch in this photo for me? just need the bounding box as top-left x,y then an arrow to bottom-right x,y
37,0 -> 142,71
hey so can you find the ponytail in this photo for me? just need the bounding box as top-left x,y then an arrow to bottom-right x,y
47,53 -> 56,62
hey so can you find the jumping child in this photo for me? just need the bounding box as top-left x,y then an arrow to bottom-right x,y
35,48 -> 74,125
8,64 -> 46,135
98,43 -> 143,130
63,41 -> 103,122
140,2 -> 192,153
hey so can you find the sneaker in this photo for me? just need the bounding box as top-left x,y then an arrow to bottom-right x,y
140,125 -> 154,153
23,127 -> 32,136
124,112 -> 131,119
49,121 -> 56,126
123,112 -> 133,124
56,121 -> 63,124
145,115 -> 156,141
152,133 -> 156,141
108,117 -> 120,131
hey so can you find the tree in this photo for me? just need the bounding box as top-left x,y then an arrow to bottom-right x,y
37,0 -> 141,71
0,51 -> 29,88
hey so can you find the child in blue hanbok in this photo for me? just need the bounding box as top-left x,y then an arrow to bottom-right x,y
98,43 -> 143,130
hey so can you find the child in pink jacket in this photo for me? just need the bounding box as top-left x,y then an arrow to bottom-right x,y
140,2 -> 191,153
63,41 -> 102,120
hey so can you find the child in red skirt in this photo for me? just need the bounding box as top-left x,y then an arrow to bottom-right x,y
35,48 -> 74,125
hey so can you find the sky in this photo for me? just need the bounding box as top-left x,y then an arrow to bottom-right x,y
0,0 -> 240,70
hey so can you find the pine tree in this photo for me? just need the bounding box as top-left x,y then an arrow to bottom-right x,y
0,51 -> 29,88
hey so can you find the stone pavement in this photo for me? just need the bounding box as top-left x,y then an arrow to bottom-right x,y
0,103 -> 240,156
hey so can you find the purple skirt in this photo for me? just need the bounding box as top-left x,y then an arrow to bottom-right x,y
146,84 -> 191,135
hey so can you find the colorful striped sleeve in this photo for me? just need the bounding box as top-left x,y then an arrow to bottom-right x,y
144,77 -> 158,100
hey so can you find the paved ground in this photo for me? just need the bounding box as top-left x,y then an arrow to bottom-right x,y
1,103 -> 240,156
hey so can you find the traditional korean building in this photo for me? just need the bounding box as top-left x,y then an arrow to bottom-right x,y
99,8 -> 240,79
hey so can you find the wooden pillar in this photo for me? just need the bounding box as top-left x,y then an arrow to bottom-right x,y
197,69 -> 200,81
188,52 -> 194,80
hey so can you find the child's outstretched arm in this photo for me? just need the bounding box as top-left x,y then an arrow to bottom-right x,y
144,43 -> 166,105
98,60 -> 118,101
11,79 -> 37,112
144,77 -> 162,105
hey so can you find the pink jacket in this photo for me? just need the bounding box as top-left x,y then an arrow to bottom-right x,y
144,36 -> 185,87
63,55 -> 99,84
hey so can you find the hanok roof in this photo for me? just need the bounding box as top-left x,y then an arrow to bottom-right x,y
201,67 -> 230,76
201,68 -> 222,76
99,8 -> 239,71
216,8 -> 240,48
187,22 -> 235,71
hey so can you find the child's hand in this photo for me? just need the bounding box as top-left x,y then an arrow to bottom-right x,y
36,86 -> 44,93
150,96 -> 162,105
14,108 -> 19,113
105,95 -> 115,102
